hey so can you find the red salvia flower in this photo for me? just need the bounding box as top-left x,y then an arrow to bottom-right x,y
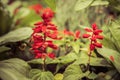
29,4 -> 43,14
83,23 -> 104,51
31,8 -> 60,59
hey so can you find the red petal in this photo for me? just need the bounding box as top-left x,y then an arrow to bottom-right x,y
90,44 -> 95,51
75,30 -> 80,39
92,23 -> 98,30
93,43 -> 102,48
83,34 -> 91,38
48,53 -> 55,59
85,28 -> 92,32
95,35 -> 104,40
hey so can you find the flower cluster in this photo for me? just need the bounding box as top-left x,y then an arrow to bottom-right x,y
83,23 -> 104,52
31,8 -> 60,59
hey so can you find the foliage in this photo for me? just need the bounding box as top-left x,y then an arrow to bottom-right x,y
0,0 -> 120,80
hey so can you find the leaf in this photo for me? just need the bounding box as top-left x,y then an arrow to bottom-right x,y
74,57 -> 111,67
91,0 -> 109,6
28,59 -> 44,64
102,36 -> 117,51
87,72 -> 97,79
74,0 -> 94,11
59,52 -> 78,64
28,58 -> 60,65
0,58 -> 31,80
71,40 -> 80,54
63,64 -> 89,80
44,0 -> 56,11
0,27 -> 33,45
0,46 -> 10,53
97,47 -> 120,73
54,73 -> 63,80
29,69 -> 54,80
7,1 -> 21,16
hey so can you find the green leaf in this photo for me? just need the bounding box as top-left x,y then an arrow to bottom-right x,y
74,57 -> 111,67
102,36 -> 117,51
7,1 -> 21,16
91,0 -> 109,6
0,27 -> 33,45
97,47 -> 120,73
54,73 -> 63,80
0,58 -> 31,80
87,72 -> 97,79
74,0 -> 94,11
28,59 -> 44,64
28,58 -> 60,65
29,69 -> 54,80
107,21 -> 120,52
0,46 -> 10,53
63,64 -> 89,80
59,52 -> 78,64
44,0 -> 56,11
71,40 -> 80,54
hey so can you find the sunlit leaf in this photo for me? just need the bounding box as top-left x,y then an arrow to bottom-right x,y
29,69 -> 54,80
97,47 -> 120,73
0,27 -> 33,45
0,58 -> 31,80
75,0 -> 94,11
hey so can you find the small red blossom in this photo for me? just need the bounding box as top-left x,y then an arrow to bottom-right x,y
110,56 -> 114,62
29,4 -> 43,14
83,34 -> 91,38
75,30 -> 80,39
48,53 -> 55,59
63,29 -> 80,40
41,8 -> 54,22
83,23 -> 103,51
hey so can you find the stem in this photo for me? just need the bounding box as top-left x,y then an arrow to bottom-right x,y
42,58 -> 46,71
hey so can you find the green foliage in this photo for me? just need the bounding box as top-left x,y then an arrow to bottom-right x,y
29,69 -> 54,80
75,0 -> 109,11
97,47 -> 120,73
75,0 -> 94,11
63,64 -> 93,80
44,0 -> 56,11
0,0 -> 13,36
0,58 -> 31,80
0,27 -> 32,46
54,73 -> 63,80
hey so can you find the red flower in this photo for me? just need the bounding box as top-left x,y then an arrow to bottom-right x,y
29,4 -> 43,14
48,53 -> 55,59
41,8 -> 54,22
31,8 -> 59,59
83,23 -> 103,51
75,30 -> 80,39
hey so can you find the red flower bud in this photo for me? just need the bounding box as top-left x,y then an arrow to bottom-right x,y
75,30 -> 80,39
85,28 -> 92,32
83,34 -> 91,38
90,44 -> 95,51
48,53 -> 55,59
92,23 -> 98,30
95,35 -> 104,40
93,43 -> 102,48
29,4 -> 43,14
